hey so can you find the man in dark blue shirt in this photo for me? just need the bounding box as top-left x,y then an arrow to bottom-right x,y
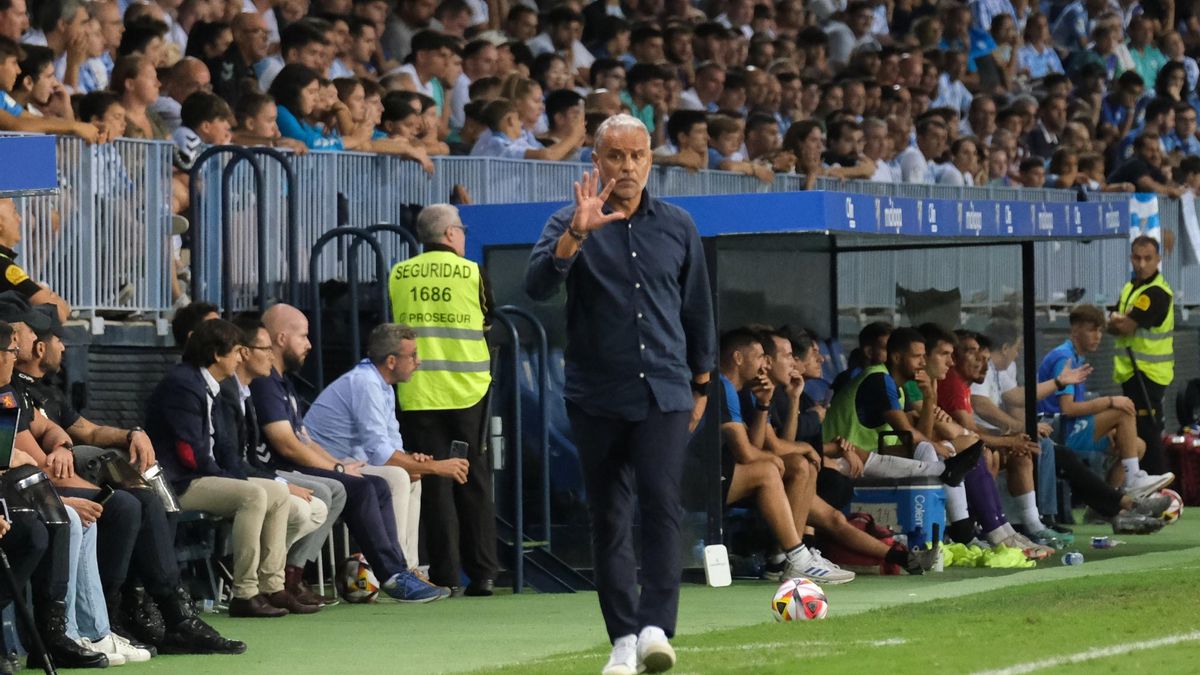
526,114 -> 715,675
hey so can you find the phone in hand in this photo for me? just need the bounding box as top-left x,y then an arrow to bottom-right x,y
449,441 -> 469,460
95,485 -> 116,506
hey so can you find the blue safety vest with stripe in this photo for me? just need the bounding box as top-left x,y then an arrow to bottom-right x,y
389,250 -> 491,410
1113,273 -> 1174,387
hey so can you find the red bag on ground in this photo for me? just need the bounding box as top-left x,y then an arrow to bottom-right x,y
817,512 -> 902,575
1163,432 -> 1200,506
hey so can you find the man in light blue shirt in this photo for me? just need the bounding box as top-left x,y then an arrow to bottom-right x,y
304,324 -> 469,568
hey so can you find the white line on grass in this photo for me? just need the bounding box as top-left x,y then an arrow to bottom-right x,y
521,637 -> 908,666
970,630 -> 1200,675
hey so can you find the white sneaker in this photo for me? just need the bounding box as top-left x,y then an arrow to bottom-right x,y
79,636 -> 126,666
636,626 -> 676,674
601,635 -> 637,675
783,546 -> 856,585
109,633 -> 153,662
997,532 -> 1053,561
1124,470 -> 1175,498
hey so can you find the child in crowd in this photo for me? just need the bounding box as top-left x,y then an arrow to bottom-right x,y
1078,152 -> 1135,192
233,92 -> 309,153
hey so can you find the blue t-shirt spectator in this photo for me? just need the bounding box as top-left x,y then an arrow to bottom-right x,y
1165,129 -> 1200,155
249,367 -> 308,470
276,104 -> 344,151
303,359 -> 406,466
0,92 -> 23,117
941,28 -> 996,74
470,128 -> 542,158
1018,44 -> 1065,79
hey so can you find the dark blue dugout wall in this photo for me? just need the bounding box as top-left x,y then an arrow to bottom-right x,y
464,190 -> 1130,571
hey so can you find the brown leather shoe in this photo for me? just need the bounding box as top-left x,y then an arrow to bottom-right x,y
228,595 -> 289,618
266,590 -> 320,615
284,565 -> 326,607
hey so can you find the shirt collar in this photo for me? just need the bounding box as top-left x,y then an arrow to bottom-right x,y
1131,270 -> 1159,288
601,189 -> 657,219
426,243 -> 456,254
13,370 -> 35,385
357,358 -> 390,389
234,372 -> 251,401
199,367 -> 221,397
0,245 -> 16,259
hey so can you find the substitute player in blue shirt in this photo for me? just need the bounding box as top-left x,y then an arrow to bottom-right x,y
526,114 -> 715,675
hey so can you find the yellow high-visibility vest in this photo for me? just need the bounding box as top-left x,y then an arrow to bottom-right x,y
389,250 -> 491,410
1114,273 -> 1174,386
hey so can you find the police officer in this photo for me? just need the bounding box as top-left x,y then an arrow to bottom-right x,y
1108,235 -> 1172,475
0,198 -> 70,322
389,203 -> 498,596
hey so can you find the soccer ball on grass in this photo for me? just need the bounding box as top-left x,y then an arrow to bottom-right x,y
1159,488 -> 1183,524
771,578 -> 829,622
341,553 -> 381,603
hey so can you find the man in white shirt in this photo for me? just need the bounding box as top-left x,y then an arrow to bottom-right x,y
450,38 -> 496,130
898,116 -> 947,183
862,117 -> 897,182
526,6 -> 593,75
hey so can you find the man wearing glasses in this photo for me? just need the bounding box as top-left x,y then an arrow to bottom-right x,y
387,203 -> 499,597
304,324 -> 469,571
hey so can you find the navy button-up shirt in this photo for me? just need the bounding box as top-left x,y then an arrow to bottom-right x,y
525,191 -> 716,420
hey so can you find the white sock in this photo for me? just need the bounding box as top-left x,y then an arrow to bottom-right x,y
1016,491 -> 1041,528
828,457 -> 851,475
1121,457 -> 1141,484
863,451 -> 943,478
986,521 -> 1015,545
785,544 -> 809,565
913,441 -> 945,466
945,484 -> 969,522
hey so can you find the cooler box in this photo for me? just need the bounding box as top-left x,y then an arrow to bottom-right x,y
1164,432 -> 1200,506
850,477 -> 946,549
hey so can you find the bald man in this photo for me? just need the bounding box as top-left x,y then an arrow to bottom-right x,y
151,57 -> 212,133
0,199 -> 70,322
208,13 -> 271,108
247,304 -> 449,603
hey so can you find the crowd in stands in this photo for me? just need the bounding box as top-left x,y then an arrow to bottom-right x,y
2,0 -> 1200,195
715,313 -> 1175,583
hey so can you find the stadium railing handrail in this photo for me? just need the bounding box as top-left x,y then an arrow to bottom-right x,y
3,133 -> 1169,317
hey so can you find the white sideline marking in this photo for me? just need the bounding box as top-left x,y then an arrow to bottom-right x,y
970,630 -> 1200,675
525,637 -> 907,665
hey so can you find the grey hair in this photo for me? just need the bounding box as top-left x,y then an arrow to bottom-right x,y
367,324 -> 417,364
416,203 -> 462,245
594,113 -> 650,151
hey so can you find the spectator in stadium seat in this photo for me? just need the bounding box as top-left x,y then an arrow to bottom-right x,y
208,12 -> 270,109
112,54 -> 168,140
707,114 -> 774,183
936,135 -> 981,186
448,38 -> 494,130
931,50 -> 972,115
825,2 -> 880,69
1164,101 -> 1200,158
346,15 -> 378,78
172,91 -> 234,171
1017,13 -> 1065,79
472,97 -> 582,160
0,37 -> 102,141
389,29 -> 450,122
745,112 -> 794,173
0,0 -> 27,41
1017,156 -> 1046,188
620,63 -> 667,145
10,45 -> 72,120
716,327 -> 855,585
1099,70 -> 1146,142
21,0 -> 88,91
540,88 -> 585,158
1036,304 -> 1173,495
1108,132 -> 1184,197
1117,95 -> 1173,160
222,316 -> 338,608
861,117 -> 898,182
898,115 -> 948,184
1126,15 -> 1166,90
259,18 -> 332,91
382,0 -> 436,64
116,16 -> 169,67
373,90 -> 436,168
183,21 -> 232,62
653,108 -> 707,171
145,319 -> 305,618
270,63 -> 345,150
252,303 -> 449,603
232,91 -> 308,153
677,60 -> 723,113
0,200 -> 70,321
527,6 -> 593,80
151,56 -> 211,133
304,324 -> 473,572
1025,93 -> 1066,160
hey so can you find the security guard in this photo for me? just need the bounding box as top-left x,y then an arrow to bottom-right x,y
1108,234 -> 1172,475
389,203 -> 498,596
0,198 -> 70,322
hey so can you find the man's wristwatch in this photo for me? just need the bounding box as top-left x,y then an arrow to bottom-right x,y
126,426 -> 143,445
755,401 -> 772,412
690,380 -> 708,395
566,226 -> 589,242
333,463 -> 345,474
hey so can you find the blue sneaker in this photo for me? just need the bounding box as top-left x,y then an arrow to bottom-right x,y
382,570 -> 450,603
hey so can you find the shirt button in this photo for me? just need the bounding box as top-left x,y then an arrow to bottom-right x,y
640,343 -> 646,350
631,251 -> 638,257
635,283 -> 641,289
637,312 -> 643,319
639,372 -> 645,378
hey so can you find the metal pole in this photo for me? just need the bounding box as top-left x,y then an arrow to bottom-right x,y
498,306 -> 551,549
1021,241 -> 1038,438
187,145 -> 258,306
492,311 -> 523,593
308,228 -> 386,390
248,147 -> 300,306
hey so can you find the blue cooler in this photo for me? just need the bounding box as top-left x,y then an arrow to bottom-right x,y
850,477 -> 946,549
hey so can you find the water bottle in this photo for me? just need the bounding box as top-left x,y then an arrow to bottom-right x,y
1061,551 -> 1084,566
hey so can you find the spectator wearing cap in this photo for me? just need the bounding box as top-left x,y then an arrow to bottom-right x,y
0,198 -> 69,321
527,6 -> 594,79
